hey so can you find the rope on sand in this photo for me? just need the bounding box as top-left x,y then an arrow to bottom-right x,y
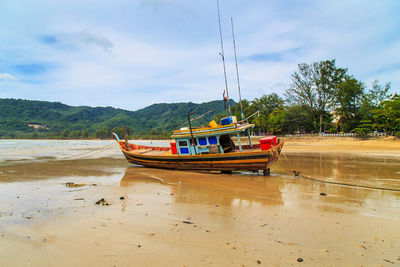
277,151 -> 400,192
56,143 -> 116,160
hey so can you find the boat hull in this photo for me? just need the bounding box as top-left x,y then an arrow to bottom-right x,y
120,142 -> 283,172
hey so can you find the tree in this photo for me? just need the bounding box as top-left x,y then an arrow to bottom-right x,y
372,95 -> 400,134
81,129 -> 89,139
355,81 -> 393,133
61,129 -> 70,139
286,59 -> 348,131
251,93 -> 284,132
70,130 -> 82,139
268,109 -> 288,134
335,77 -> 364,132
369,80 -> 391,106
268,105 -> 314,134
95,126 -> 111,139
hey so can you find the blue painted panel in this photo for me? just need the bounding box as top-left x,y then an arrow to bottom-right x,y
208,136 -> 217,144
198,137 -> 207,145
221,117 -> 233,125
180,147 -> 189,154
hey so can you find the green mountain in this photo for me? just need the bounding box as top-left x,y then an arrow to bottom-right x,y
0,98 -> 235,138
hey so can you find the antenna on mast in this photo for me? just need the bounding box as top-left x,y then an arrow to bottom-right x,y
231,16 -> 245,121
216,0 -> 231,116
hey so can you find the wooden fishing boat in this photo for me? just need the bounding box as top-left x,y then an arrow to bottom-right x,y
113,4 -> 285,174
113,116 -> 284,175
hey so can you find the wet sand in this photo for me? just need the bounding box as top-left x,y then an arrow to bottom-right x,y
0,139 -> 400,266
283,136 -> 400,157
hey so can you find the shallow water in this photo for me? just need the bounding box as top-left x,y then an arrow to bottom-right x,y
280,153 -> 400,190
0,139 -> 169,164
0,140 -> 118,163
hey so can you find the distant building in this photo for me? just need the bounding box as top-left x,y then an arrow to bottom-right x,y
27,123 -> 49,130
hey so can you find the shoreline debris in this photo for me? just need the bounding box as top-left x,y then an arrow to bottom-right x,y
65,182 -> 86,188
95,198 -> 110,206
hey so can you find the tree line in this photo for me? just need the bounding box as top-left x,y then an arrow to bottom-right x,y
1,59 -> 398,139
219,59 -> 399,137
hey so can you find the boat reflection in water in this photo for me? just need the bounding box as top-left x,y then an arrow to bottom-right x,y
119,166 -> 284,208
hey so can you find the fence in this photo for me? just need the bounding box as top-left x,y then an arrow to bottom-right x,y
282,132 -> 387,138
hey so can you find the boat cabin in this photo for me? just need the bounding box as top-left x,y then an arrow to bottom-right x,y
170,116 -> 255,156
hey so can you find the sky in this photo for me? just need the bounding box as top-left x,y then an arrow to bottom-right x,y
0,0 -> 399,111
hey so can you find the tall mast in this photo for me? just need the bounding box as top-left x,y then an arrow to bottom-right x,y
216,0 -> 231,116
231,16 -> 245,121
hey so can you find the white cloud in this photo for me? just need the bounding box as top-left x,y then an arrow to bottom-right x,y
0,73 -> 16,80
46,29 -> 114,53
1,0 -> 399,109
73,29 -> 114,52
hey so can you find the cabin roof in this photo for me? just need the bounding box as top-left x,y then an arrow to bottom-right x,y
171,123 -> 255,139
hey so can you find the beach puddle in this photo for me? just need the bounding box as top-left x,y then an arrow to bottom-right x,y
0,157 -> 127,182
279,152 -> 400,190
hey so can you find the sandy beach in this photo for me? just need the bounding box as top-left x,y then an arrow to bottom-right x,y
0,138 -> 399,266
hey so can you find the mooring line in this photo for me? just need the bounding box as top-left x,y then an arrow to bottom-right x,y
276,155 -> 400,192
56,143 -> 115,160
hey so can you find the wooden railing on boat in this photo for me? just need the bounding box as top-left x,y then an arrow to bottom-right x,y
119,141 -> 171,152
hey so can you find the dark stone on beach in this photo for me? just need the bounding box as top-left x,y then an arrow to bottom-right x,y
257,260 -> 261,264
383,259 -> 394,264
120,196 -> 125,200
320,192 -> 327,196
96,198 -> 110,205
297,258 -> 303,262
138,245 -> 141,248
182,221 -> 194,224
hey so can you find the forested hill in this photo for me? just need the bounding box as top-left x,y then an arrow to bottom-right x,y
0,98 -> 235,139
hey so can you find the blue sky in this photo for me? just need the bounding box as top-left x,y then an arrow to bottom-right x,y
0,0 -> 399,110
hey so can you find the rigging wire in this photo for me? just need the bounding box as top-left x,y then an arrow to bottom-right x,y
231,16 -> 245,121
216,0 -> 231,116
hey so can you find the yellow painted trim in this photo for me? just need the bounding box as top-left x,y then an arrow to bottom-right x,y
128,157 -> 268,165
